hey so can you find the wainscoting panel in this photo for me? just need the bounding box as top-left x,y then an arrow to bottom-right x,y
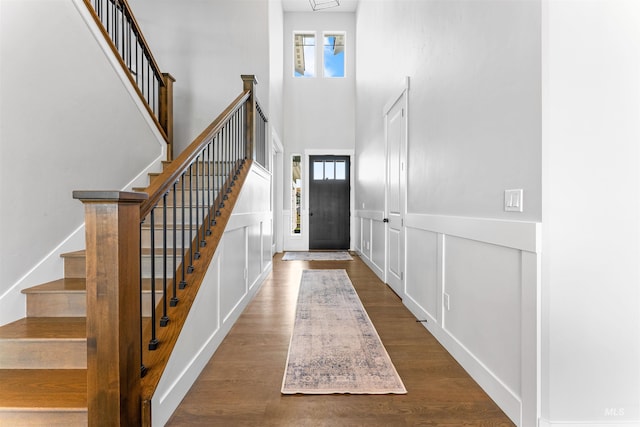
444,235 -> 522,395
403,213 -> 540,427
220,228 -> 248,323
371,219 -> 386,275
355,210 -> 386,282
248,222 -> 262,289
152,164 -> 273,426
405,228 -> 438,322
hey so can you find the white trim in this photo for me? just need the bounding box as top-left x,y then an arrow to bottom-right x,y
383,79 -> 409,295
403,215 -> 542,426
405,213 -> 541,253
71,0 -> 167,153
272,129 -> 284,253
355,209 -> 385,221
383,76 -> 410,117
539,421 -> 640,427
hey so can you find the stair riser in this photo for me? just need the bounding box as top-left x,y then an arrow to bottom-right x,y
26,294 -> 85,317
64,253 -> 188,281
0,410 -> 87,426
0,340 -> 86,369
26,292 -> 164,317
63,257 -> 85,279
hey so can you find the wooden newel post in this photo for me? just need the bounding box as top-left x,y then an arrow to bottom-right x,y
159,73 -> 176,161
73,190 -> 148,426
241,74 -> 257,161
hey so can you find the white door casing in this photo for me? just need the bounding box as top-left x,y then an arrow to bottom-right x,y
384,78 -> 409,297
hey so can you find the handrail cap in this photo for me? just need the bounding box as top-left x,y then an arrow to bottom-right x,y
73,190 -> 149,203
241,74 -> 258,85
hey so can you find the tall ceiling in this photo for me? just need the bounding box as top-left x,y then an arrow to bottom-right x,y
281,0 -> 359,13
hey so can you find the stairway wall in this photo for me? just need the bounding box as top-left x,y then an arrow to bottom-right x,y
0,0 -> 166,326
129,0 -> 274,157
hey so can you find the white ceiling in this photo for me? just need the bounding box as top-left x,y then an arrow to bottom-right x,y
281,0 -> 359,13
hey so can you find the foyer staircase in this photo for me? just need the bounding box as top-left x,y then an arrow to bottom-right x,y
0,156 -> 251,425
0,163 -> 187,426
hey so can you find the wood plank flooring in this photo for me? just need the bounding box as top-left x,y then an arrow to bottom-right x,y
166,253 -> 514,426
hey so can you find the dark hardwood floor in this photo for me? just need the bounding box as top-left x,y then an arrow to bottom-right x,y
167,253 -> 514,426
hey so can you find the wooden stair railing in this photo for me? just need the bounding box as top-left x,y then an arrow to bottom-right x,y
74,75 -> 264,425
83,0 -> 175,160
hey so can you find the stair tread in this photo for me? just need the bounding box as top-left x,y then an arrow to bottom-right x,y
22,278 -> 86,294
61,248 -> 181,257
0,369 -> 86,409
22,277 -> 170,294
60,250 -> 85,259
0,317 -> 85,340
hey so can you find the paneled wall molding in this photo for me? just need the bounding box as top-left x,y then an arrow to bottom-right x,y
405,213 -> 541,253
402,214 -> 541,426
226,212 -> 272,231
355,209 -> 385,221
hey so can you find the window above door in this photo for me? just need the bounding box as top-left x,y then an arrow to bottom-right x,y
294,31 -> 346,78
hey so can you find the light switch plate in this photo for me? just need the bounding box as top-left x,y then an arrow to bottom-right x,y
504,189 -> 523,212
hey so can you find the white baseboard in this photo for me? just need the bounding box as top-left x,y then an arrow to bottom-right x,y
356,251 -> 384,282
539,420 -> 640,427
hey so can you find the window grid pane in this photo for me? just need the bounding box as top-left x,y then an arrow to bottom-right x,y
325,161 -> 335,180
314,161 -> 324,180
294,34 -> 315,77
323,33 -> 345,78
335,161 -> 346,180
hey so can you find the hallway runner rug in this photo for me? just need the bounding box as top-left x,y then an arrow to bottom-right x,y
282,251 -> 353,261
281,269 -> 406,394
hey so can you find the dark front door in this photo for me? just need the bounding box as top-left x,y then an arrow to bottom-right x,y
309,155 -> 350,250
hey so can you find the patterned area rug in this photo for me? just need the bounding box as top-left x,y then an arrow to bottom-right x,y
281,269 -> 406,394
282,251 -> 353,261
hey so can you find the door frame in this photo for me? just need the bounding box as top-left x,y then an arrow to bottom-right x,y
383,77 -> 409,295
271,129 -> 284,254
303,149 -> 355,251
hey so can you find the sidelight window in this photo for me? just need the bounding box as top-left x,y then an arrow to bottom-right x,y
291,155 -> 302,234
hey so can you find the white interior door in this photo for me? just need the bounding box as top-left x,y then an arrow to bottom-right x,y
385,92 -> 406,297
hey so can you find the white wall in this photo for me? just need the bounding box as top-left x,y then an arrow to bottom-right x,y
542,1 -> 640,424
129,0 -> 274,156
0,0 -> 165,326
269,0 -> 285,144
151,164 -> 272,426
283,11 -> 356,250
354,1 -> 542,425
355,0 -> 541,220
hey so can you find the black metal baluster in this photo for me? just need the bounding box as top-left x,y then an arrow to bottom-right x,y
160,193 -> 169,327
200,151 -> 207,244
148,208 -> 158,350
206,143 -> 213,233
171,182 -> 179,306
188,164 -> 197,267
194,157 -> 202,257
215,132 -> 222,219
180,173 -> 188,288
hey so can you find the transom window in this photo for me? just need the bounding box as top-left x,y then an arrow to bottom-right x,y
294,31 -> 345,78
323,33 -> 345,77
294,33 -> 315,77
313,160 -> 346,180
